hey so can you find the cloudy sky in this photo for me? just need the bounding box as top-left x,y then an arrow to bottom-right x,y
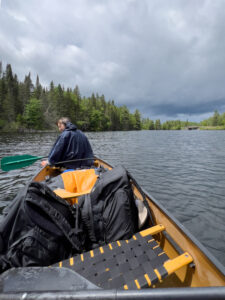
1,0 -> 225,121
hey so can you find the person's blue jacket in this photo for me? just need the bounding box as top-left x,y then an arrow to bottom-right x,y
48,122 -> 94,168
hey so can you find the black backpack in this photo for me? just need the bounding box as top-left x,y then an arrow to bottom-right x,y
0,182 -> 85,273
79,165 -> 139,249
0,166 -> 148,273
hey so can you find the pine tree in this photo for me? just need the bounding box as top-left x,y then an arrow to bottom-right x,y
134,109 -> 141,130
23,73 -> 34,109
34,75 -> 42,99
149,120 -> 154,130
0,61 -> 2,79
73,85 -> 81,121
5,64 -> 16,122
13,74 -> 21,116
91,93 -> 97,108
0,75 -> 6,122
212,110 -> 219,126
120,106 -> 130,130
24,98 -> 43,129
155,119 -> 161,130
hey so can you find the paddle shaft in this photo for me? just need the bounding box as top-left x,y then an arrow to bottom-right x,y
53,157 -> 95,166
1,154 -> 95,171
4,156 -> 45,166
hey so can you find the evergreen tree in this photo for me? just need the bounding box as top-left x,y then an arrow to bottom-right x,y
34,75 -> 42,99
55,84 -> 66,117
64,88 -> 76,121
4,64 -> 16,122
0,75 -> 7,125
91,93 -> 97,108
120,106 -> 130,130
0,61 -> 2,78
220,113 -> 225,126
23,73 -> 34,110
74,85 -> 81,101
100,95 -> 106,113
50,81 -> 54,92
108,103 -> 121,130
90,109 -> 101,131
134,109 -> 141,130
155,119 -> 161,130
44,81 -> 58,128
212,110 -> 219,126
149,120 -> 154,130
24,98 -> 43,129
73,85 -> 81,121
13,74 -> 21,116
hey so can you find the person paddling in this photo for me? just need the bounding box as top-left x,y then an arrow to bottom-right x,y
41,117 -> 94,169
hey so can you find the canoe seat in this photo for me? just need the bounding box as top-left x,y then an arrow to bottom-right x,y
53,224 -> 193,289
53,169 -> 98,204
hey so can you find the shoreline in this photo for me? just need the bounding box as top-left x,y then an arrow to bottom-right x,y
1,126 -> 225,133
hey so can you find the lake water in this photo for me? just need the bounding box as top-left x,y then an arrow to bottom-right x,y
0,130 -> 225,266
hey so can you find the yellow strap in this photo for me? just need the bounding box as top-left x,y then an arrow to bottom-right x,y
144,273 -> 151,287
134,279 -> 141,289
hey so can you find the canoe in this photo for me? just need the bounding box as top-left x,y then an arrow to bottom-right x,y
0,157 -> 224,299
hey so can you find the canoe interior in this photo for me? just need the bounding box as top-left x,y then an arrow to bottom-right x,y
32,158 -> 225,288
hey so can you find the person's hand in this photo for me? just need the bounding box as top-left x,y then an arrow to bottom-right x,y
41,160 -> 48,167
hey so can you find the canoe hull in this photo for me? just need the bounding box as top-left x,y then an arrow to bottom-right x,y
31,157 -> 225,288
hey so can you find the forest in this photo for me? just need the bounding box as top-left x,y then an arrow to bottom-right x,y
0,63 -> 142,131
0,63 -> 224,131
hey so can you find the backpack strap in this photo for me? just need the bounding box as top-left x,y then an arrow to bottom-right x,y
28,198 -> 83,252
79,194 -> 99,246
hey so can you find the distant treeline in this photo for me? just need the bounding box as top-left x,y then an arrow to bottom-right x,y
142,110 -> 225,130
199,110 -> 225,128
0,62 -> 224,131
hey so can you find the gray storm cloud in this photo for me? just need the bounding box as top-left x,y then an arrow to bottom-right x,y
1,0 -> 225,121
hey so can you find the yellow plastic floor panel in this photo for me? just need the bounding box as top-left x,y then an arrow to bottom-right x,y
53,225 -> 193,289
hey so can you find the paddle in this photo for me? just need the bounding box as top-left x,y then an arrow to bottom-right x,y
1,155 -> 46,171
1,155 -> 95,172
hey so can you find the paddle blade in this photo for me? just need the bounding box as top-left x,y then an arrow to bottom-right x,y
1,155 -> 44,171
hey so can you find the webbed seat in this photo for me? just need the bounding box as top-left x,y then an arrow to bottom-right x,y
54,224 -> 193,289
